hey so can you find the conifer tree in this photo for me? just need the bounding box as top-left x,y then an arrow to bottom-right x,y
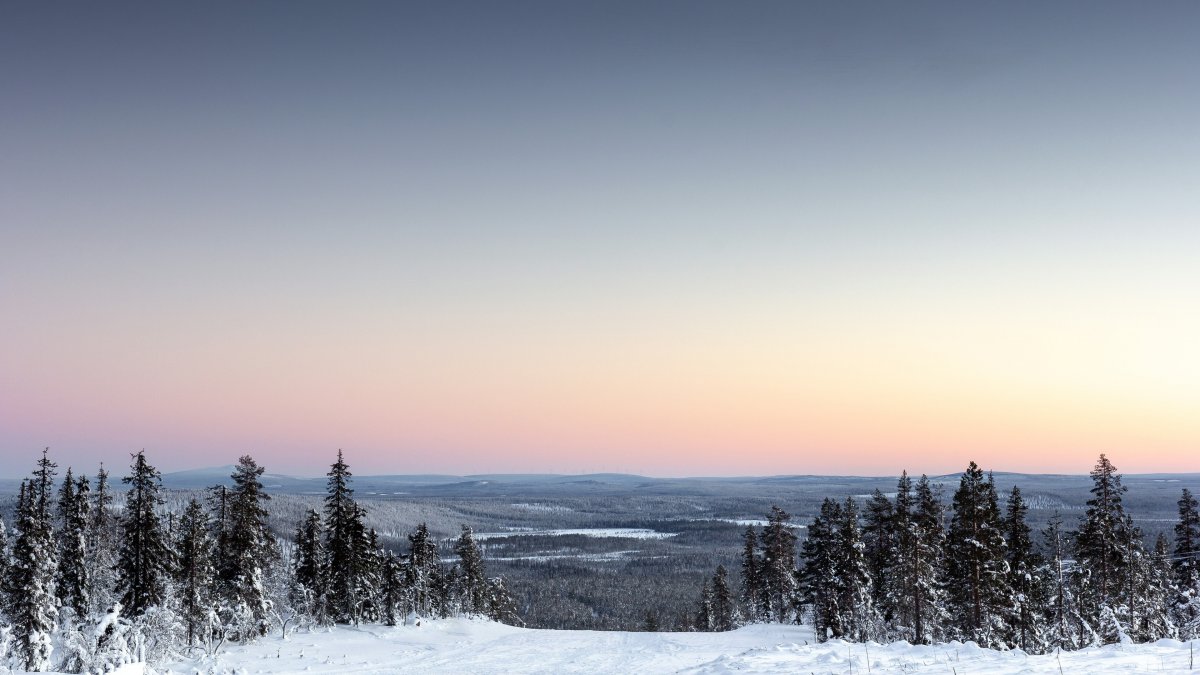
1043,512 -> 1095,649
711,564 -> 737,631
799,498 -> 842,640
56,468 -> 92,622
324,450 -> 361,623
837,496 -> 877,641
1073,453 -> 1135,643
380,551 -> 406,626
9,470 -> 60,672
1174,488 -> 1200,639
406,522 -> 441,618
905,474 -> 948,644
117,450 -> 172,617
293,508 -> 327,623
1175,489 -> 1200,591
87,463 -> 119,614
882,471 -> 914,640
354,523 -> 382,623
175,498 -> 216,648
219,455 -> 276,637
454,525 -> 488,614
1134,533 -> 1177,642
862,489 -> 895,619
760,505 -> 798,623
739,525 -> 764,621
945,463 -> 1012,647
485,575 -> 519,624
0,515 -> 11,619
1004,485 -> 1047,652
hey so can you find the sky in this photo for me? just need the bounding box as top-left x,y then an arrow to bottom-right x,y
2,1 -> 1198,478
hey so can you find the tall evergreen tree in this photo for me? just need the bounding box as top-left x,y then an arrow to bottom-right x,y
1175,489 -> 1200,591
1073,453 -> 1136,643
175,498 -> 216,648
454,525 -> 488,614
87,463 -> 119,614
1004,485 -> 1047,652
324,450 -> 361,623
293,508 -> 327,623
219,455 -> 276,637
862,489 -> 896,619
799,498 -> 842,640
380,551 -> 406,626
117,450 -> 172,617
56,468 -> 92,622
945,463 -> 1012,647
760,505 -> 798,623
406,522 -> 441,618
694,579 -> 713,631
9,471 -> 60,672
710,564 -> 737,631
739,525 -> 764,621
837,496 -> 877,641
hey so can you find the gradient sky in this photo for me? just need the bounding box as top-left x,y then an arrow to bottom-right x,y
2,1 -> 1198,477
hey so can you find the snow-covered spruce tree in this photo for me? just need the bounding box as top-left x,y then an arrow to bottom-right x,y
836,496 -> 877,641
380,551 -> 406,626
1174,488 -> 1200,637
1042,512 -> 1095,650
694,579 -> 713,631
1072,453 -> 1136,644
87,463 -> 120,615
8,470 -> 60,672
1004,485 -> 1049,653
354,523 -> 382,623
862,488 -> 895,625
218,455 -> 277,640
324,449 -> 361,624
174,498 -> 216,650
293,508 -> 328,624
739,525 -> 765,622
454,525 -> 489,615
57,468 -> 92,624
406,522 -> 442,618
760,505 -> 798,623
945,463 -> 1013,648
799,498 -> 842,640
1133,533 -> 1177,642
711,564 -> 738,631
485,575 -> 519,624
0,514 -> 11,619
884,472 -> 948,644
117,450 -> 173,618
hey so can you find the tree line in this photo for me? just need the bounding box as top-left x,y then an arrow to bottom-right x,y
694,454 -> 1200,653
0,448 -> 517,672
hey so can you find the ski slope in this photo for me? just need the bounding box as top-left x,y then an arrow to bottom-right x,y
129,619 -> 1200,674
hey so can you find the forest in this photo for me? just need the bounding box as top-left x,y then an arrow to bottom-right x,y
1,451 -> 1198,672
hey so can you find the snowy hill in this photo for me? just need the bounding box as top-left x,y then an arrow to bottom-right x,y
48,619 -> 1200,674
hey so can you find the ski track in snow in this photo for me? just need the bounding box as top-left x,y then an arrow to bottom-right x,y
52,619 -> 1200,675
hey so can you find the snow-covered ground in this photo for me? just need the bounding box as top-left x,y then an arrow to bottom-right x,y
64,619 -> 1200,674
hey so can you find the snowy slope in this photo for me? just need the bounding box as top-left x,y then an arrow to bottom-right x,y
78,619 -> 1198,674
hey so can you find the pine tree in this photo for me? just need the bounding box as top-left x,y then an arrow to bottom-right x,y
293,508 -> 327,623
799,498 -> 842,640
945,463 -> 1012,648
711,564 -> 738,631
454,525 -> 488,615
0,515 -> 11,619
1043,512 -> 1095,650
485,575 -> 519,624
760,505 -> 798,623
1004,485 -> 1048,653
324,450 -> 361,624
862,488 -> 896,621
1174,488 -> 1200,639
56,468 -> 92,622
380,551 -> 406,626
87,463 -> 119,615
903,474 -> 949,644
117,450 -> 173,617
175,498 -> 216,648
739,525 -> 764,622
837,496 -> 877,641
882,471 -> 915,641
9,470 -> 60,672
1134,533 -> 1177,642
1175,489 -> 1200,585
354,523 -> 382,623
1073,453 -> 1135,643
406,522 -> 441,618
218,455 -> 276,638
